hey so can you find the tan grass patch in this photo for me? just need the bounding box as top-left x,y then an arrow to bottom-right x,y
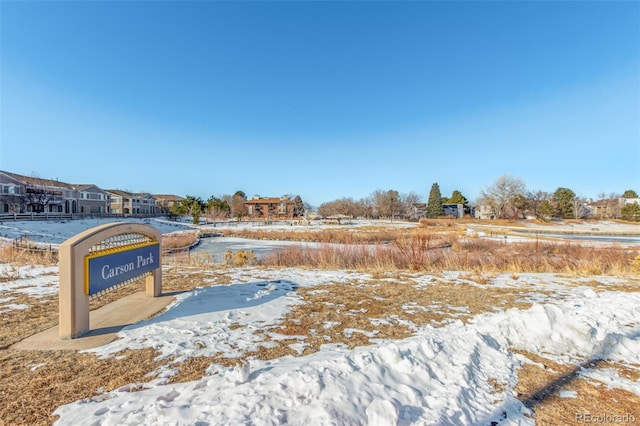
167,355 -> 216,384
567,279 -> 640,293
257,279 -> 538,356
513,350 -> 640,424
260,237 -> 639,277
162,232 -> 198,251
0,294 -> 59,349
0,245 -> 57,266
0,348 -> 165,426
0,267 -> 237,424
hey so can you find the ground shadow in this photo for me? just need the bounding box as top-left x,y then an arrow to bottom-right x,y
481,330 -> 640,425
124,279 -> 300,330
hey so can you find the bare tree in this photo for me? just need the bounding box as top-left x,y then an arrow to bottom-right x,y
369,189 -> 400,220
573,195 -> 589,219
229,191 -> 247,219
401,191 -> 421,219
479,175 -> 526,219
0,192 -> 25,216
318,197 -> 370,218
23,178 -> 61,213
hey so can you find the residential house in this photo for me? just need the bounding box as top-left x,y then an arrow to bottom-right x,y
474,204 -> 496,220
0,171 -> 70,213
411,203 -> 426,220
443,203 -> 464,219
245,196 -> 295,219
108,190 -> 157,215
585,197 -> 640,219
411,203 -> 467,219
75,185 -> 110,214
0,170 -> 112,214
0,171 -> 26,213
154,194 -> 184,215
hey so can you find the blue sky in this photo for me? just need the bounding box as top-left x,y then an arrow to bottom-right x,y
1,1 -> 638,207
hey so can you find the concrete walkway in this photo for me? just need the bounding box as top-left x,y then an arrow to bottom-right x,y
10,292 -> 177,351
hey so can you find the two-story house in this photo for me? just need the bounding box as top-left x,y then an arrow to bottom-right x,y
245,196 -> 295,219
154,194 -> 184,215
0,171 -> 93,214
108,190 -> 156,215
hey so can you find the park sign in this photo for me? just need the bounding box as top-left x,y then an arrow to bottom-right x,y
85,242 -> 160,296
59,222 -> 163,339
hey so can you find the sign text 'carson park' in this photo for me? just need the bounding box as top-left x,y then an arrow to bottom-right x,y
85,242 -> 160,296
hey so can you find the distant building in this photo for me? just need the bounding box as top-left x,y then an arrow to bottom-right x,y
443,203 -> 464,219
0,170 -> 110,214
154,194 -> 184,215
245,196 -> 295,219
585,197 -> 640,219
75,185 -> 110,213
107,190 -> 156,215
411,203 -> 426,220
474,205 -> 495,220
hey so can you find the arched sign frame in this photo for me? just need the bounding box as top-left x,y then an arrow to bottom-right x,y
58,222 -> 162,339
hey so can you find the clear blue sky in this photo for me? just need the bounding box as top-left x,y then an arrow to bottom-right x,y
1,1 -> 638,208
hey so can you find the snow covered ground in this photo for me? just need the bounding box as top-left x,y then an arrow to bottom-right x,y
0,262 -> 637,425
1,218 -> 639,425
0,217 -> 195,245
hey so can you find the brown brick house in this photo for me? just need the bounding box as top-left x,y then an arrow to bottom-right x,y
245,196 -> 295,219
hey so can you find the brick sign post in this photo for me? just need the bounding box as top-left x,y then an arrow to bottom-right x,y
58,222 -> 162,339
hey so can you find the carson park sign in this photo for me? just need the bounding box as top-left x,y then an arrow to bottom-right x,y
86,242 -> 160,296
59,222 -> 163,339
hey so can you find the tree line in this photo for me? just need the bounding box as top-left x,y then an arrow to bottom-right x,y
316,175 -> 639,221
477,175 -> 639,221
170,191 -> 306,224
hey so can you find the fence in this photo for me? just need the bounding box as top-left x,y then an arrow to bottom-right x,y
0,212 -> 157,222
11,235 -> 57,255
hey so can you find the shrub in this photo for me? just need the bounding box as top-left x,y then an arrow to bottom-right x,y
223,250 -> 257,267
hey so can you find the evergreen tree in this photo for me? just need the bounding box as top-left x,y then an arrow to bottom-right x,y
292,195 -> 305,217
426,183 -> 444,218
552,187 -> 576,219
538,200 -> 554,220
623,190 -> 639,199
207,196 -> 230,218
179,195 -> 206,224
621,203 -> 640,221
448,190 -> 470,215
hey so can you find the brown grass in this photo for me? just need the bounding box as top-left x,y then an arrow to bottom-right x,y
259,236 -> 640,276
0,348 -> 165,426
215,227 -> 420,244
0,266 -> 239,425
513,350 -> 640,424
257,278 -> 537,355
162,232 -> 199,250
0,245 -> 57,267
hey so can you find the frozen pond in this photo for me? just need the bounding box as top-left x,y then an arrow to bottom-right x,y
526,233 -> 640,245
190,236 -> 317,262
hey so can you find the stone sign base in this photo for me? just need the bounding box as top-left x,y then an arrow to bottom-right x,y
10,292 -> 176,351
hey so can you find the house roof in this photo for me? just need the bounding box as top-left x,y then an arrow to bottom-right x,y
1,170 -> 75,189
245,197 -> 284,204
586,199 -> 614,207
154,194 -> 184,202
106,190 -> 155,199
105,189 -> 132,197
74,184 -> 106,192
